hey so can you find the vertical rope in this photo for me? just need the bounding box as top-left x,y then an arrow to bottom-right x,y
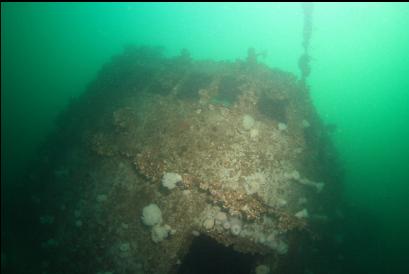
299,2 -> 314,87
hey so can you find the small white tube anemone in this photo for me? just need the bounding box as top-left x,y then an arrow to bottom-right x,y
242,114 -> 255,130
162,172 -> 182,190
295,208 -> 309,219
141,203 -> 162,226
244,172 -> 266,195
229,217 -> 242,236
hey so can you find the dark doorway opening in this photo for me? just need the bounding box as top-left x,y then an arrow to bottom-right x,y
178,235 -> 259,274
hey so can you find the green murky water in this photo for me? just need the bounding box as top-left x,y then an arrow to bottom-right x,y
2,3 -> 409,273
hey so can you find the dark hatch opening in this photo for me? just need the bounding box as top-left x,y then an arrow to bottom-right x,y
178,234 -> 258,274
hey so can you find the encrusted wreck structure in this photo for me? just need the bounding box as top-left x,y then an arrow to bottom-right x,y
26,46 -> 342,274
